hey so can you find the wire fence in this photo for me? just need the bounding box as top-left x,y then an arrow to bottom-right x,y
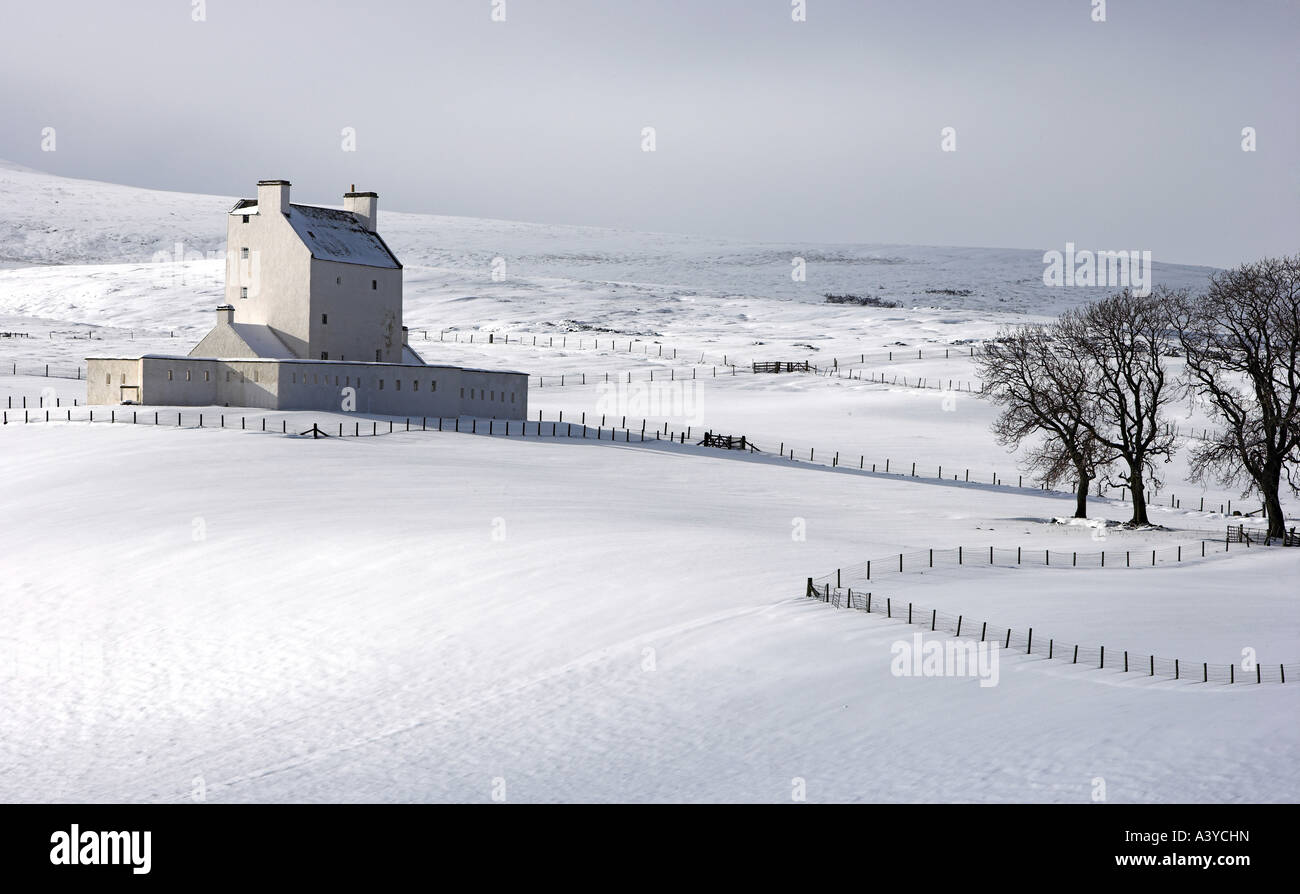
804,541 -> 1296,684
761,438 -> 1269,518
0,405 -> 700,444
418,327 -> 988,373
1,362 -> 85,380
0,386 -> 1273,519
810,539 -> 1267,592
804,581 -> 1293,685
0,357 -> 1224,442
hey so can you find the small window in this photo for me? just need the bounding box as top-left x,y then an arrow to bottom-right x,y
240,247 -> 249,260
379,380 -> 385,390
241,214 -> 249,223
344,376 -> 349,386
105,372 -> 111,385
226,371 -> 231,382
336,276 -> 342,285
240,287 -> 248,299
372,280 -> 378,290
335,376 -> 339,386
432,381 -> 437,392
204,371 -> 210,382
321,314 -> 328,325
321,352 -> 328,360
120,373 -> 126,384
254,370 -> 259,383
168,370 -> 173,380
185,370 -> 191,382
490,390 -> 495,401
396,380 -> 401,391
292,372 -> 297,384
460,387 -> 464,398
413,380 -> 419,392
510,392 -> 515,403
375,350 -> 381,362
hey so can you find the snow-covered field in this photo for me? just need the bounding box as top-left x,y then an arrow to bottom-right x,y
0,162 -> 1296,803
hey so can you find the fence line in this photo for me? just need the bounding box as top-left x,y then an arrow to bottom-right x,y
0,395 -> 1274,520
811,538 -> 1267,593
0,406 -> 692,445
420,327 -> 992,373
803,552 -> 1295,685
1,362 -> 84,381
753,434 -> 1269,520
0,357 -> 1223,441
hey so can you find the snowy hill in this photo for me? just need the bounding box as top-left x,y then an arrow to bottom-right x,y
1,162 -> 1295,805
0,160 -> 1217,316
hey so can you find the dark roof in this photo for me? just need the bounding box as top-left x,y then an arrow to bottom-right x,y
224,200 -> 402,269
286,204 -> 401,268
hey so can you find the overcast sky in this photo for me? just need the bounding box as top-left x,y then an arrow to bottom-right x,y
2,0 -> 1295,267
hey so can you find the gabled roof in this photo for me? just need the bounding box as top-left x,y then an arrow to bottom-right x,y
286,204 -> 401,269
401,343 -> 427,366
188,321 -> 296,360
229,323 -> 296,358
227,199 -> 401,269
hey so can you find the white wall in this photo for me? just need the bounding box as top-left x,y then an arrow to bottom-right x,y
225,203 -> 312,357
87,358 -> 143,405
308,259 -> 402,363
87,357 -> 528,420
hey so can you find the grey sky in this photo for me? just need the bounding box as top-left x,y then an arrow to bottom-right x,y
2,0 -> 1295,267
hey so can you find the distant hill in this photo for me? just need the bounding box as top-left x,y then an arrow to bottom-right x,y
0,161 -> 1217,316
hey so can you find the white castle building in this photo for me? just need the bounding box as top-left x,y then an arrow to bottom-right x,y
88,180 -> 527,419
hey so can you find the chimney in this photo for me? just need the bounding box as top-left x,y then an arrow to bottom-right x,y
344,189 -> 378,232
402,326 -> 410,346
257,179 -> 291,215
216,305 -> 235,326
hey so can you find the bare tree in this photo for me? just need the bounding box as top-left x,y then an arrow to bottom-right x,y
1171,256 -> 1300,538
977,324 -> 1109,517
1058,288 -> 1182,527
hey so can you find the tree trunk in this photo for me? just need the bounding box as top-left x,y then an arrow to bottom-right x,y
1073,467 -> 1091,518
1262,464 -> 1286,538
1128,471 -> 1150,527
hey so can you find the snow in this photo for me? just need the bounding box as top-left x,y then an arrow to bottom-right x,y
0,160 -> 1296,803
284,204 -> 401,269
